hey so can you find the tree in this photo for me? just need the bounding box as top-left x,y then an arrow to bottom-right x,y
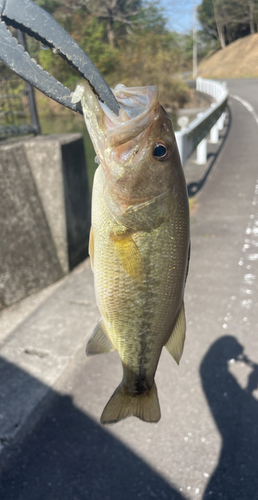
212,0 -> 226,48
197,0 -> 220,43
248,0 -> 255,34
198,0 -> 258,49
61,0 -> 141,47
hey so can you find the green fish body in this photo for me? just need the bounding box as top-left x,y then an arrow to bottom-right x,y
73,83 -> 190,424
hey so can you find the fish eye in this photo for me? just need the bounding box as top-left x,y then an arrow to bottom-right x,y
153,141 -> 171,161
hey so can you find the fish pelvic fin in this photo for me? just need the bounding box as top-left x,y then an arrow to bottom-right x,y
100,382 -> 161,425
86,320 -> 115,356
165,302 -> 186,365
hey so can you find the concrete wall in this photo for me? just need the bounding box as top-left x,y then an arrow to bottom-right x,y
0,134 -> 91,310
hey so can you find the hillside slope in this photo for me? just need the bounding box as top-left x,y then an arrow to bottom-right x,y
198,34 -> 258,78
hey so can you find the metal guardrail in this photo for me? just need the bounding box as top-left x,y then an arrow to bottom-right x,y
175,77 -> 228,165
0,124 -> 35,136
0,62 -> 36,139
0,30 -> 40,139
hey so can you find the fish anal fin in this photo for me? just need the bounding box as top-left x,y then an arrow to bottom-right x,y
111,231 -> 143,285
165,302 -> 186,365
89,226 -> 94,271
86,320 -> 115,356
100,382 -> 161,425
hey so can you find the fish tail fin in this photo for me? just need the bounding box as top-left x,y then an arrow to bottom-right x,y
100,382 -> 161,425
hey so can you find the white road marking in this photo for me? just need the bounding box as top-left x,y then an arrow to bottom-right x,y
221,95 -> 258,395
230,94 -> 258,124
223,176 -> 258,394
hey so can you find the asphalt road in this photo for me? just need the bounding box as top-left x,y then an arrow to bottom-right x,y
1,79 -> 258,500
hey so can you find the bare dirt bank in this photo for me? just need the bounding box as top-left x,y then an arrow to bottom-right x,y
198,34 -> 258,79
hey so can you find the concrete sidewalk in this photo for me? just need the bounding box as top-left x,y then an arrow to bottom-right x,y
0,113 -> 229,455
0,259 -> 99,451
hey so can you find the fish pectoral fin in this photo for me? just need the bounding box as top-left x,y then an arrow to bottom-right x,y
89,226 -> 94,271
111,231 -> 143,285
165,302 -> 186,365
100,382 -> 161,425
86,320 -> 115,356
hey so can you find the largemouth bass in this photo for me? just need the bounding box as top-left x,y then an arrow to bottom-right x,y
72,83 -> 190,425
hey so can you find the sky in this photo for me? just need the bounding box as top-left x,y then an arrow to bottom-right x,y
159,0 -> 203,33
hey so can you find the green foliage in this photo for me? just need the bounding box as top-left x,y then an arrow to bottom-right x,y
137,1 -> 168,34
197,29 -> 220,58
33,0 -> 60,14
109,2 -> 191,107
79,17 -> 120,77
197,0 -> 217,40
38,48 -> 54,74
38,46 -> 79,88
114,30 -> 190,109
27,0 -> 191,112
174,32 -> 195,63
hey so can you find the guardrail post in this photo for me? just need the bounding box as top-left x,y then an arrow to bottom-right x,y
175,132 -> 183,164
176,78 -> 228,166
197,138 -> 207,164
210,122 -> 219,143
218,114 -> 225,131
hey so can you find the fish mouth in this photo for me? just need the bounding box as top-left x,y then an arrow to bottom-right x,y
98,84 -> 159,148
72,83 -> 159,149
100,84 -> 158,147
72,82 -> 160,170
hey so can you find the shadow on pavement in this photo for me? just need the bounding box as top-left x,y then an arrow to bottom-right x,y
200,336 -> 258,500
0,357 -> 185,500
187,105 -> 232,198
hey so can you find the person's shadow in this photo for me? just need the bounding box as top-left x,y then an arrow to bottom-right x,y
200,335 -> 258,500
0,356 -> 185,500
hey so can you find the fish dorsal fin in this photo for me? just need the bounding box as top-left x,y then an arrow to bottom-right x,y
165,302 -> 186,365
89,226 -> 94,271
86,320 -> 115,356
111,231 -> 143,285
